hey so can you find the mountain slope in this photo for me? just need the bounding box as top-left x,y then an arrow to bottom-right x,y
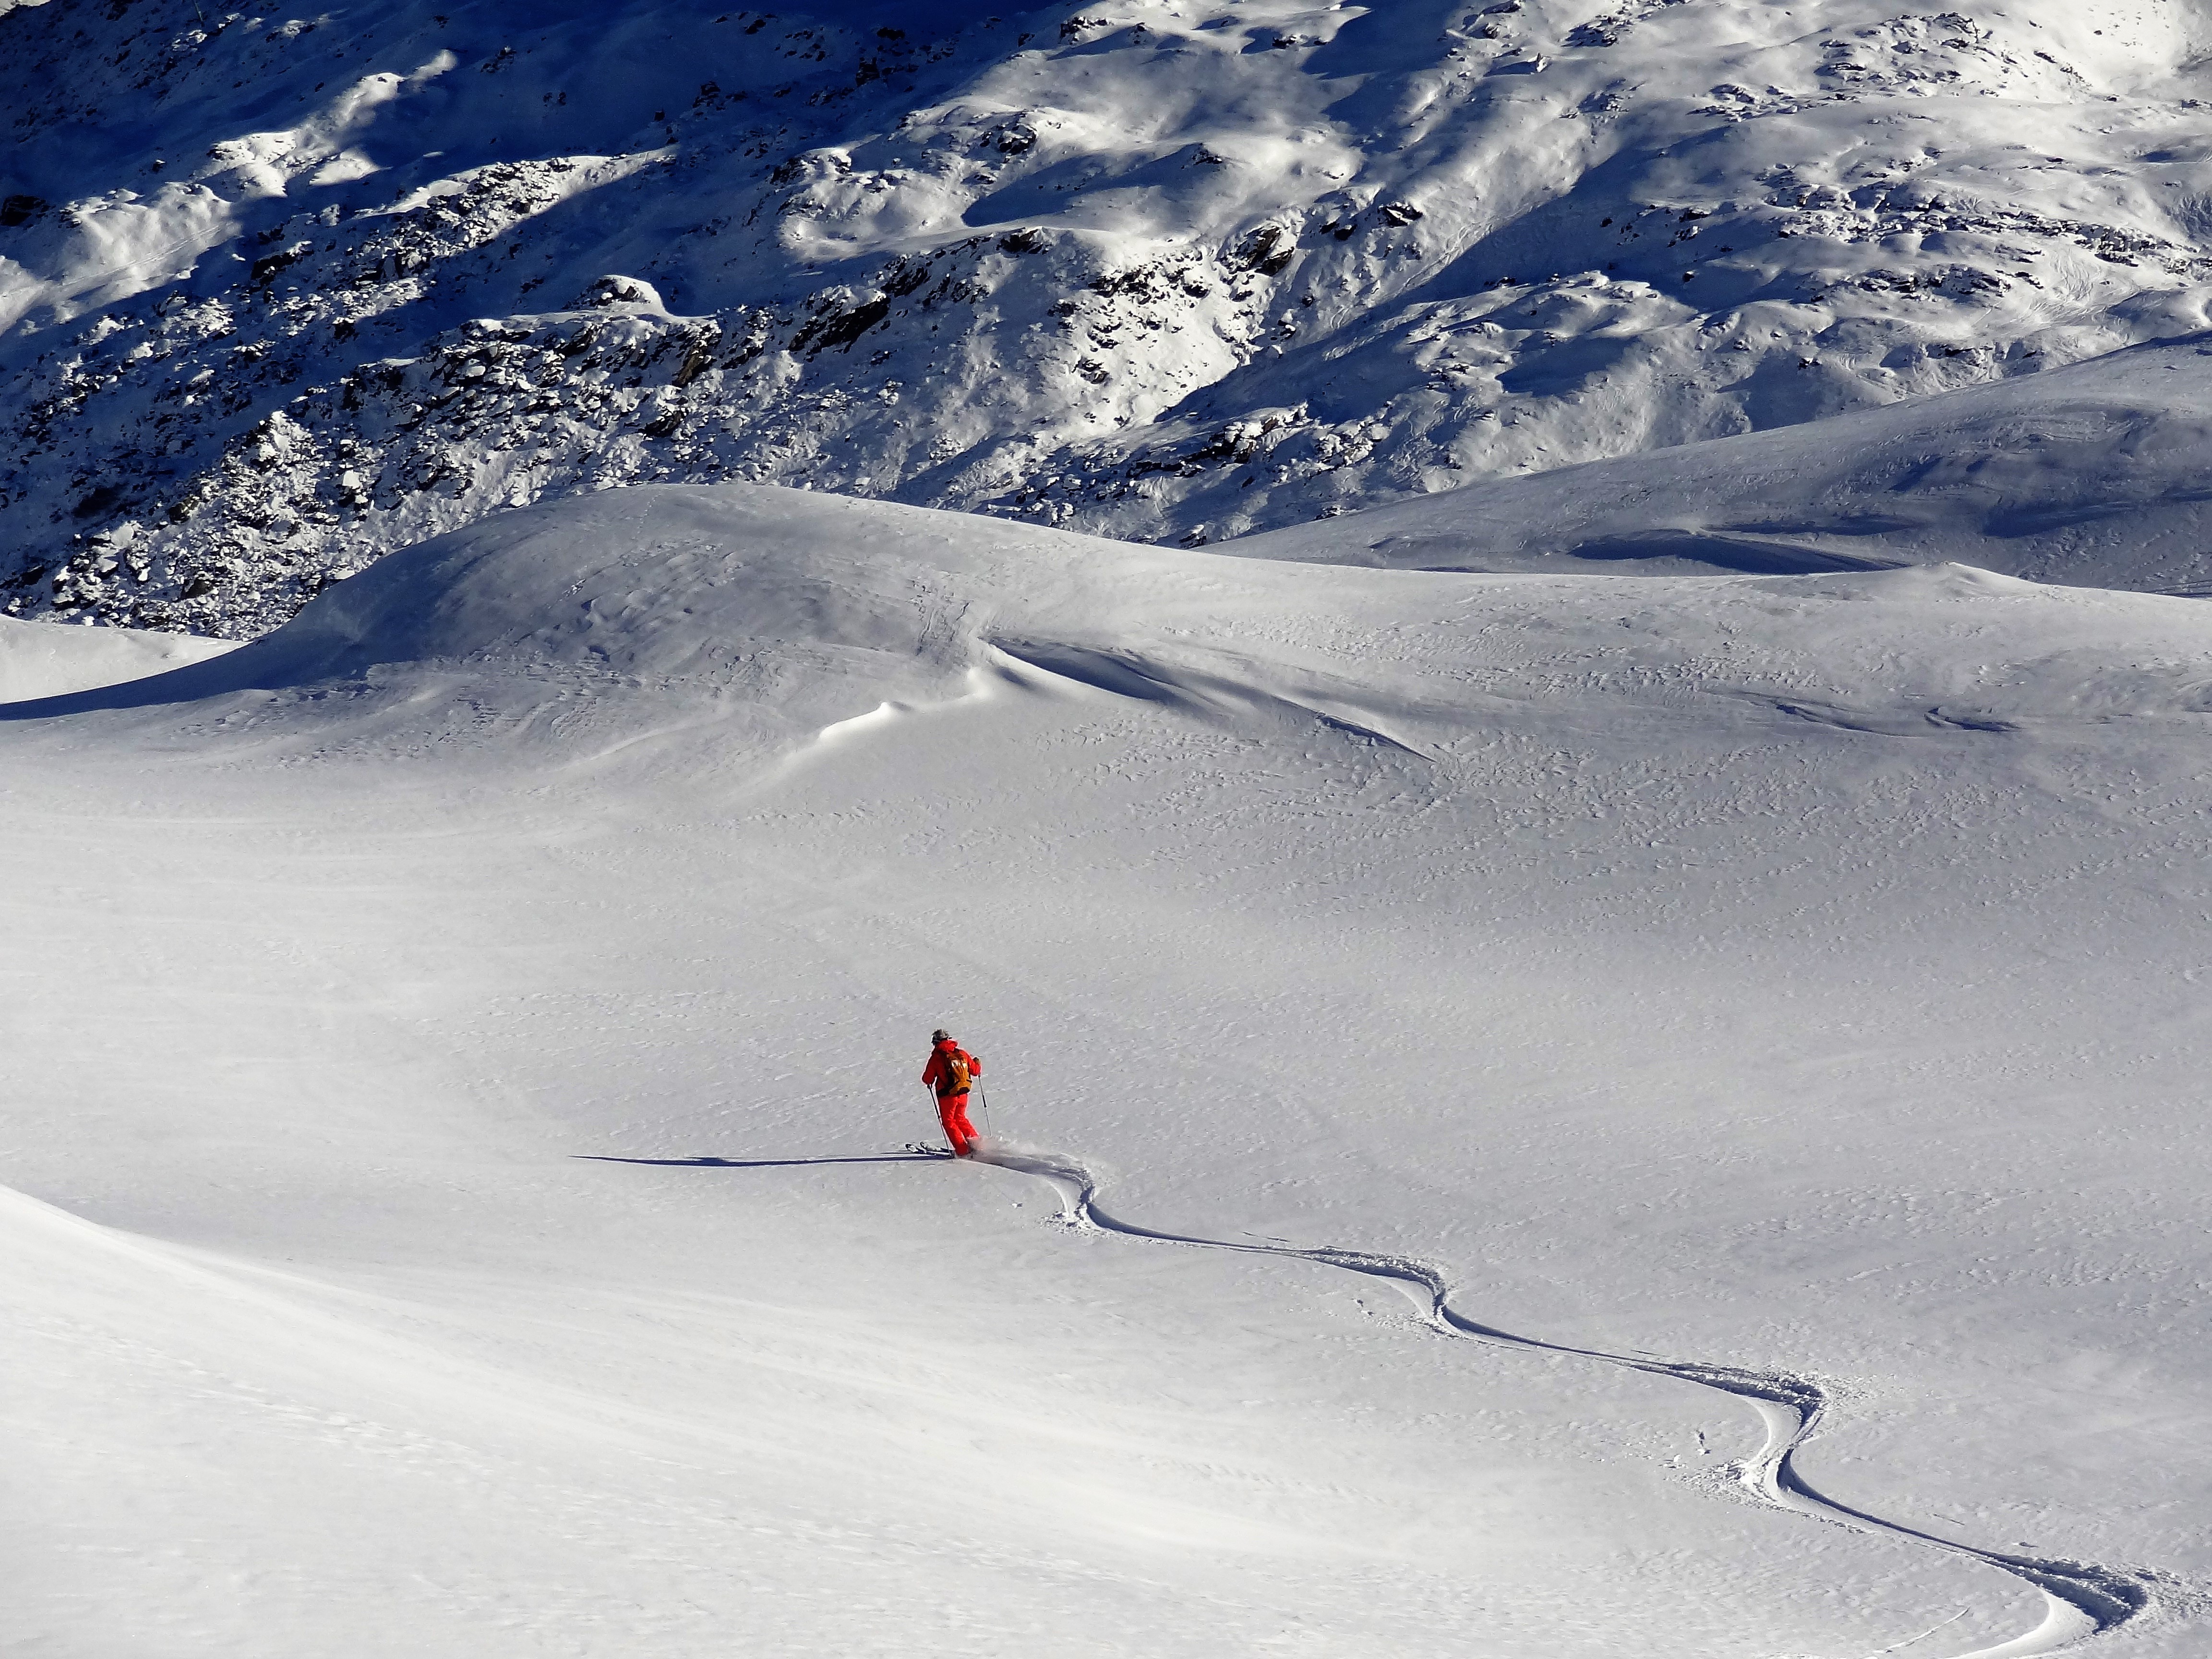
1230,331 -> 2212,591
7,0 -> 2212,633
6,484 -> 2211,1654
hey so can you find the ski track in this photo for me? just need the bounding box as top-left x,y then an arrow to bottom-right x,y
970,1146 -> 2157,1659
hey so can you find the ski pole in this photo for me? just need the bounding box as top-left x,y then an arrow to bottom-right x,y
979,1083 -> 993,1139
925,1083 -> 946,1154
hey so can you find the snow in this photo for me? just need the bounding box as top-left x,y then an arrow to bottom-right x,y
7,483 -> 2210,1656
1232,334 -> 2212,594
0,612 -> 235,701
12,0 -> 2212,633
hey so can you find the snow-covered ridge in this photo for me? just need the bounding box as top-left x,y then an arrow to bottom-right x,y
0,610 -> 234,699
27,482 -> 2212,745
1230,333 -> 2212,593
7,0 -> 2212,634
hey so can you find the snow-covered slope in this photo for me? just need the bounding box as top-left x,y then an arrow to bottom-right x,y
7,484 -> 2210,1656
0,611 -> 233,699
9,0 -> 2212,633
1232,332 -> 2212,591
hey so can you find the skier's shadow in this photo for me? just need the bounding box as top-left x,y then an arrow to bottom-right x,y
576,1154 -> 943,1170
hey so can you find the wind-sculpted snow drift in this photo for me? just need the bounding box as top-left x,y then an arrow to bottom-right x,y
0,611 -> 234,700
7,486 -> 2212,1655
19,482 -> 2212,737
12,0 -> 2212,631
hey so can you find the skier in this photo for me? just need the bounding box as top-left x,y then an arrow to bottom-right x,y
922,1028 -> 984,1157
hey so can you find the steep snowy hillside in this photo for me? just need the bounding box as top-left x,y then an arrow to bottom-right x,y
7,0 -> 2212,634
6,486 -> 2211,1656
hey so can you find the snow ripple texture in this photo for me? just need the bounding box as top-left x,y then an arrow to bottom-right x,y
980,1145 -> 2160,1659
12,0 -> 2212,632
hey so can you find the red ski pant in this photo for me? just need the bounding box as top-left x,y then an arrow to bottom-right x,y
937,1091 -> 979,1155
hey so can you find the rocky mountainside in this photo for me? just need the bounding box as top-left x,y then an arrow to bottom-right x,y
6,0 -> 2212,634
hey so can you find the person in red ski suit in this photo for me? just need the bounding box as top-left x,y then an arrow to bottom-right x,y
923,1029 -> 983,1157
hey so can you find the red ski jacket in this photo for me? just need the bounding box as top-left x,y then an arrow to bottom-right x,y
923,1040 -> 982,1097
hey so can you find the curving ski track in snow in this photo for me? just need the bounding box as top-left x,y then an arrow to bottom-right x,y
975,1147 -> 2154,1659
